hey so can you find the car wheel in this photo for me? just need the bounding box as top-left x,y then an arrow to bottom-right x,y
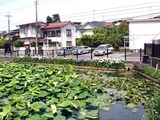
103,52 -> 105,56
80,51 -> 83,54
88,50 -> 91,53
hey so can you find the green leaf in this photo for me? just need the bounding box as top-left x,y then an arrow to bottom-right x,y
78,92 -> 88,99
54,114 -> 66,120
58,100 -> 71,107
31,102 -> 46,112
3,105 -> 11,115
18,110 -> 29,117
124,103 -> 137,108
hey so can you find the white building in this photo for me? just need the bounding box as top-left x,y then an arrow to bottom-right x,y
43,21 -> 76,49
128,19 -> 160,49
17,22 -> 46,46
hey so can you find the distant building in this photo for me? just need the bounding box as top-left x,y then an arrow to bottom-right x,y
76,21 -> 112,39
43,21 -> 76,49
17,22 -> 46,46
128,19 -> 160,49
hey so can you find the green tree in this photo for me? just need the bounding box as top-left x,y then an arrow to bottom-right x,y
31,41 -> 36,47
106,25 -> 121,49
13,40 -> 23,47
78,35 -> 92,46
117,20 -> 129,37
52,14 -> 61,23
93,28 -> 105,34
91,33 -> 107,47
0,38 -> 8,48
46,16 -> 53,24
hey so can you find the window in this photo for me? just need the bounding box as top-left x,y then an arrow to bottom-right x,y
66,29 -> 72,37
56,30 -> 61,37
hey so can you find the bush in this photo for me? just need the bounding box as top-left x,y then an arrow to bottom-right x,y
133,62 -> 160,80
13,40 -> 23,47
0,38 -> 8,48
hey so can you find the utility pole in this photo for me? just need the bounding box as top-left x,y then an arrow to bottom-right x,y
35,0 -> 38,55
5,13 -> 12,50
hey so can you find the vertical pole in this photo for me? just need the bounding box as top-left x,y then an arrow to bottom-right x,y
107,48 -> 108,58
35,0 -> 38,55
76,49 -> 78,59
91,48 -> 93,60
140,48 -> 142,61
52,49 -> 54,58
5,14 -> 12,50
63,49 -> 65,58
125,48 -> 126,60
144,43 -> 146,55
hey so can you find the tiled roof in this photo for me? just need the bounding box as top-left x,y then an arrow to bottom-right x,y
43,21 -> 71,29
78,21 -> 112,29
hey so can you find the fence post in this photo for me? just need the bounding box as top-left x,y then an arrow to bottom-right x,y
76,49 -> 78,59
33,50 -> 35,56
124,48 -> 126,60
144,43 -> 146,54
17,50 -> 19,57
63,49 -> 66,58
52,49 -> 54,58
140,48 -> 142,61
107,48 -> 108,58
91,48 -> 93,60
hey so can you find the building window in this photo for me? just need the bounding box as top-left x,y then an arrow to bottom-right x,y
66,29 -> 72,37
56,30 -> 61,37
51,31 -> 55,37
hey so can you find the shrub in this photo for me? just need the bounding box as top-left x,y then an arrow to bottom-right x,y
0,38 -> 8,48
13,40 -> 23,47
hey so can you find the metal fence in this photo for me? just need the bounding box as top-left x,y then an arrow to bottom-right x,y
0,48 -> 144,62
144,43 -> 160,58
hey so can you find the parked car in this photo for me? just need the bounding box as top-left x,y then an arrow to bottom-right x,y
57,46 -> 74,56
93,44 -> 114,56
72,46 -> 91,55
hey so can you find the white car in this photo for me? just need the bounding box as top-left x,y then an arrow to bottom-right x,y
93,44 -> 114,56
72,46 -> 91,55
57,46 -> 74,56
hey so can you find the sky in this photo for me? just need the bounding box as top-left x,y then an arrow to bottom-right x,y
0,0 -> 160,31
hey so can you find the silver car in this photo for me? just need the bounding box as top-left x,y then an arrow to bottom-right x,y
93,44 -> 114,56
57,46 -> 74,56
72,46 -> 91,55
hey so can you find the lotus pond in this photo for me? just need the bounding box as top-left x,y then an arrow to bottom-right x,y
0,62 -> 159,120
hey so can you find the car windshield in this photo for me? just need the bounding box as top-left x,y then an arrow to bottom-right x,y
96,46 -> 105,50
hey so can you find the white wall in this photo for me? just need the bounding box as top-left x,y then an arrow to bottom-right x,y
129,22 -> 160,49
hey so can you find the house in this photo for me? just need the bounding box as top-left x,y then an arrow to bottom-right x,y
76,21 -> 112,38
17,22 -> 46,47
43,21 -> 76,49
128,19 -> 160,50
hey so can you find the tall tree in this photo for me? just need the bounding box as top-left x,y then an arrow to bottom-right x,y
106,25 -> 121,49
46,16 -> 53,24
52,14 -> 61,23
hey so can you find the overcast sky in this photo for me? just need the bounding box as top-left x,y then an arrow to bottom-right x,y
0,0 -> 160,31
